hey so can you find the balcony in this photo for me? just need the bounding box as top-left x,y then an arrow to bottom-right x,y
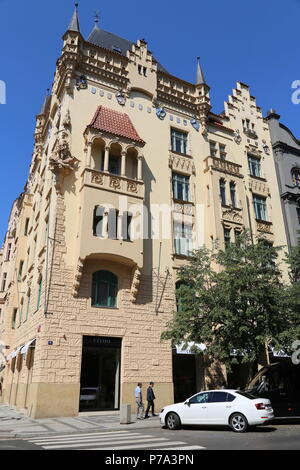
82,168 -> 144,200
243,128 -> 258,139
205,156 -> 243,178
256,219 -> 273,234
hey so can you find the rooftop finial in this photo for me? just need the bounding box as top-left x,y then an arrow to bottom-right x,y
68,3 -> 80,32
94,10 -> 100,26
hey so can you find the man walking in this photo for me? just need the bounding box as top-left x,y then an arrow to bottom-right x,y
144,382 -> 158,418
135,382 -> 144,420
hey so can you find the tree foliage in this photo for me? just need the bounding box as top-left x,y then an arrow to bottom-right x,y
162,231 -> 300,372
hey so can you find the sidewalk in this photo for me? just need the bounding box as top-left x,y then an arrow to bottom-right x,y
0,405 -> 161,439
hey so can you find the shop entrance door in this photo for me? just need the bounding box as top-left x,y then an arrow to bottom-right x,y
79,336 -> 121,412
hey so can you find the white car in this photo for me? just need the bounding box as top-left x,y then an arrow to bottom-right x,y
160,389 -> 274,433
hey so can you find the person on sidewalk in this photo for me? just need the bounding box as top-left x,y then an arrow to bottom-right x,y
144,382 -> 158,418
135,382 -> 144,420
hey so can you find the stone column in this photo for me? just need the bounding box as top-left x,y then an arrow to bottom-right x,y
137,155 -> 143,180
121,151 -> 127,177
104,146 -> 110,172
86,142 -> 92,167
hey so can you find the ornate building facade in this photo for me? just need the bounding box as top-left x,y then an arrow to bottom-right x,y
267,110 -> 300,248
0,6 -> 288,418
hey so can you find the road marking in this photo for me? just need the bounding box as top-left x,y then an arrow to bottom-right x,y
27,430 -> 129,442
154,445 -> 206,450
43,437 -> 170,450
90,440 -> 188,450
28,432 -> 145,445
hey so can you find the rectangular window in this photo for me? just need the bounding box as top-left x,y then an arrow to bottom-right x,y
122,212 -> 133,241
1,273 -> 7,292
18,261 -> 24,281
93,206 -> 105,238
24,218 -> 30,236
108,209 -> 119,239
6,243 -> 12,261
253,195 -> 268,221
174,221 -> 193,256
172,172 -> 190,201
248,155 -> 261,178
219,144 -> 226,160
220,179 -> 226,205
37,279 -> 42,310
171,129 -> 188,154
209,141 -> 217,157
230,182 -> 237,208
224,228 -> 231,248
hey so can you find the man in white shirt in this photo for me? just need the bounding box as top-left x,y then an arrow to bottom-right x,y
135,382 -> 144,419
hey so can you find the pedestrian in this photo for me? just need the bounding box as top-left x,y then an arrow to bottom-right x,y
144,381 -> 158,418
135,382 -> 144,420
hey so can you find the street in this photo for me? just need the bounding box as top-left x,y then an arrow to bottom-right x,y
1,421 -> 300,450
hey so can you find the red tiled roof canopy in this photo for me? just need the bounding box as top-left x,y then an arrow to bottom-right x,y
89,106 -> 145,144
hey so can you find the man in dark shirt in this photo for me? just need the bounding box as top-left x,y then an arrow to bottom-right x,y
144,382 -> 158,418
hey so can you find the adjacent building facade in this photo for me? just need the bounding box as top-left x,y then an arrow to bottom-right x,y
0,6 -> 289,418
267,110 -> 300,248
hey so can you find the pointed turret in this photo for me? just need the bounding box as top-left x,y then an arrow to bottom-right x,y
196,57 -> 206,85
38,89 -> 50,116
68,3 -> 80,33
195,57 -> 211,135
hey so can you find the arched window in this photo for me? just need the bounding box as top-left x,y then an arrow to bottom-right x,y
92,271 -> 118,308
291,168 -> 300,187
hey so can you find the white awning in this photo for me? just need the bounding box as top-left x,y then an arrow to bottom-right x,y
21,339 -> 36,355
176,342 -> 207,354
11,346 -> 23,359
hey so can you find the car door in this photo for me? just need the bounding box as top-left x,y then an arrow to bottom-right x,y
180,392 -> 212,424
205,392 -> 235,424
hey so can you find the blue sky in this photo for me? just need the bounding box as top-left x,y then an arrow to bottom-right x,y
0,0 -> 299,242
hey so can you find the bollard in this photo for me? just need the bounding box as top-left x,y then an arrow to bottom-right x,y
120,403 -> 131,424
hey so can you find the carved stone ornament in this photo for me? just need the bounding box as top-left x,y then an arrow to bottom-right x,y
190,117 -> 200,131
109,176 -> 121,190
234,129 -> 242,145
127,181 -> 138,193
49,141 -> 79,174
222,209 -> 243,225
76,75 -> 88,91
116,89 -> 126,106
262,140 -> 270,155
131,267 -> 141,303
91,172 -> 104,185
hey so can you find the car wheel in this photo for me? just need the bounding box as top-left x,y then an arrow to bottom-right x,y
229,413 -> 248,433
166,412 -> 181,430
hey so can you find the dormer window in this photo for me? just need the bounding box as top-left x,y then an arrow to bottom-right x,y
112,46 -> 121,53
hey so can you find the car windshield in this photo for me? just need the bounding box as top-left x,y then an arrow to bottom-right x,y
236,391 -> 257,400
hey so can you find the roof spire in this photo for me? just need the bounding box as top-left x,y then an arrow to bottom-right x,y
68,3 -> 80,32
94,11 -> 100,27
196,56 -> 206,85
38,88 -> 50,115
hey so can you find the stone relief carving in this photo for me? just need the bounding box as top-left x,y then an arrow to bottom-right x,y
234,129 -> 242,144
222,209 -> 243,224
169,155 -> 196,175
131,267 -> 141,303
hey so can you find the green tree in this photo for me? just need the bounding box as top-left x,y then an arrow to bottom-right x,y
162,231 -> 295,377
284,235 -> 300,339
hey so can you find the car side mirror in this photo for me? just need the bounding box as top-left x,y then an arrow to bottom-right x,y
184,400 -> 191,406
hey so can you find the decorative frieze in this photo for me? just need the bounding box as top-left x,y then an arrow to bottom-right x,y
83,169 -> 145,199
249,179 -> 270,196
205,156 -> 243,178
256,220 -> 273,234
222,208 -> 243,225
169,154 -> 195,175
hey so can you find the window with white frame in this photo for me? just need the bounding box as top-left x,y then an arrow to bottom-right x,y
253,195 -> 268,221
172,172 -> 190,201
174,221 -> 193,256
171,129 -> 188,154
248,155 -> 261,178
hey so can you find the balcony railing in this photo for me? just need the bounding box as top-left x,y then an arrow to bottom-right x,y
205,156 -> 243,177
256,219 -> 273,234
82,168 -> 145,199
243,128 -> 258,139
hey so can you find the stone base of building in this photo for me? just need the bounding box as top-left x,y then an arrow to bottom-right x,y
1,382 -> 174,419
